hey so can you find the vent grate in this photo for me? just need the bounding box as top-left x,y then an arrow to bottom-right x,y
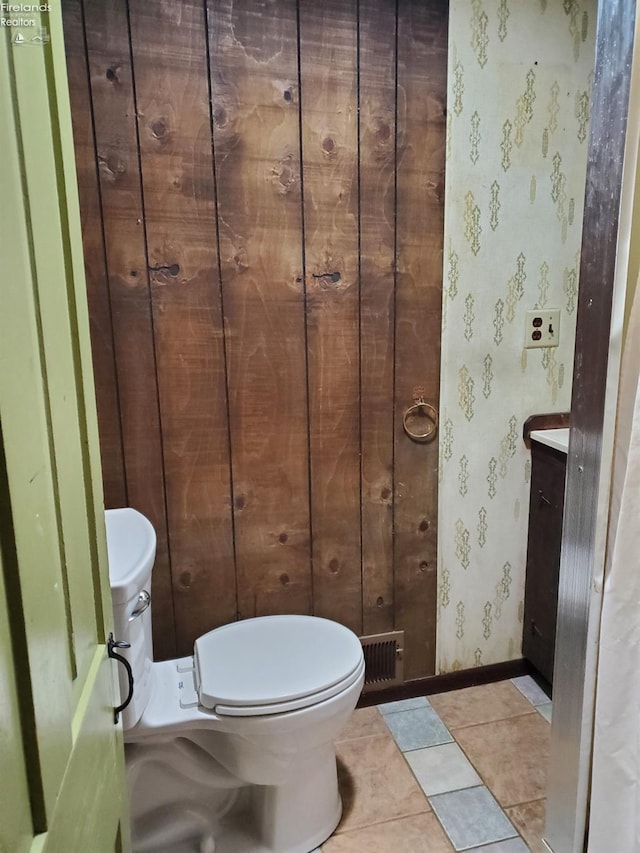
360,631 -> 404,692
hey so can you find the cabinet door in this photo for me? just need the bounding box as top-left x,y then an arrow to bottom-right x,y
0,7 -> 129,851
522,445 -> 567,686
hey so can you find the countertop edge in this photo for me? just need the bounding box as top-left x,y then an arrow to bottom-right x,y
529,428 -> 570,454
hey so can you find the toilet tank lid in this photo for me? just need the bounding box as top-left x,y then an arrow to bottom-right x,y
194,615 -> 364,711
105,508 -> 156,604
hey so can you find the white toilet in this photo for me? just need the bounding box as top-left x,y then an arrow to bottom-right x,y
105,507 -> 365,853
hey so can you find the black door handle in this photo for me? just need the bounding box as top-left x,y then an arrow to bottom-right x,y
107,632 -> 134,724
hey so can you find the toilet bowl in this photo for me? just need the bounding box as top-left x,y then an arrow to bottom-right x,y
105,508 -> 365,853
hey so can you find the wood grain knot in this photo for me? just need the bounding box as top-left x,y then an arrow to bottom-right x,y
278,165 -> 295,190
419,561 -> 429,572
151,118 -> 168,139
231,249 -> 249,272
321,136 -> 336,156
214,105 -> 228,128
279,573 -> 290,586
419,519 -> 429,532
234,495 -> 246,510
283,88 -> 293,102
105,65 -> 120,83
97,154 -> 125,183
381,487 -> 391,501
278,532 -> 288,544
148,262 -> 180,277
376,121 -> 391,143
376,596 -> 384,607
427,178 -> 445,202
312,271 -> 341,285
180,571 -> 192,588
329,558 -> 339,574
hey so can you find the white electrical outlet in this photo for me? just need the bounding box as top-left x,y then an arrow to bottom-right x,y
524,309 -> 560,349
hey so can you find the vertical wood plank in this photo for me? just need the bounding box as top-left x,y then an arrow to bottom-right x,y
0,464 -> 34,851
128,0 -> 236,652
394,0 -> 447,678
300,0 -> 362,635
359,0 -> 397,636
62,0 -> 126,510
208,0 -> 311,619
80,0 -> 176,660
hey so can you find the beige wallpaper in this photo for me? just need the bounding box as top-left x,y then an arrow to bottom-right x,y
437,0 -> 596,672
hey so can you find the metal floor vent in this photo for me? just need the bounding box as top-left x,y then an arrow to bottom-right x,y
360,630 -> 404,692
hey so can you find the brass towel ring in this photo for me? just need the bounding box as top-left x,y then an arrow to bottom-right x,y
403,400 -> 439,443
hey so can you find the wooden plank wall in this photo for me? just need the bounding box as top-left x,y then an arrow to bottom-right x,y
395,0 -> 448,677
300,0 -> 361,633
359,0 -> 397,639
62,0 -> 448,681
208,0 -> 312,621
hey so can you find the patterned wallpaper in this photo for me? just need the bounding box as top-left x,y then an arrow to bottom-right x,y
437,0 -> 596,672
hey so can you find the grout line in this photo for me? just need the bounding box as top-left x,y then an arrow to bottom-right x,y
504,795 -> 548,810
442,709 -> 538,732
334,730 -> 396,746
331,804 -> 433,839
378,705 -> 432,717
400,738 -> 455,754
427,783 -> 499,801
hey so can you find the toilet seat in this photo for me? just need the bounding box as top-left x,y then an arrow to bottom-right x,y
195,614 -> 364,717
212,659 -> 365,717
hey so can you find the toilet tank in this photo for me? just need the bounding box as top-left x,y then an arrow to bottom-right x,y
105,508 -> 156,729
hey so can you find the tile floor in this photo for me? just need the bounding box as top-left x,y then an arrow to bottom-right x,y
318,675 -> 552,852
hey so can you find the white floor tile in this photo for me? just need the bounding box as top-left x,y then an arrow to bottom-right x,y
405,741 -> 481,796
377,696 -> 430,715
511,675 -> 550,706
537,702 -> 552,722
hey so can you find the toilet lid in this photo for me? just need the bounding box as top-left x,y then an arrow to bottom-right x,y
194,615 -> 364,716
105,508 -> 156,604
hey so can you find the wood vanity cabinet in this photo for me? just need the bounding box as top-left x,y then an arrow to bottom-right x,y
522,441 -> 567,688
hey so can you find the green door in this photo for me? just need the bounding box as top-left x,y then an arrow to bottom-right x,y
0,6 -> 129,852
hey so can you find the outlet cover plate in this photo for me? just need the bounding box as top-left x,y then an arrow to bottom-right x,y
525,309 -> 560,349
